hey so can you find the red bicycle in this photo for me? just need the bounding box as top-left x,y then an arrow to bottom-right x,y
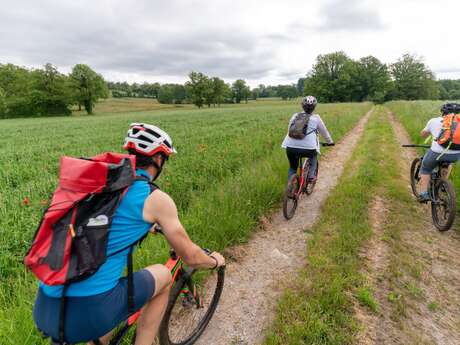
107,226 -> 225,345
283,143 -> 334,220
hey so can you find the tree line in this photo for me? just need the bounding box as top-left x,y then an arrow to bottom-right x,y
301,52 -> 451,103
2,52 -> 460,119
108,73 -> 299,107
0,63 -> 108,118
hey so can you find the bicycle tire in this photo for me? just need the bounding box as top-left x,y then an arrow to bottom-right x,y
410,158 -> 422,197
431,179 -> 456,231
305,161 -> 319,195
158,267 -> 225,345
283,174 -> 299,220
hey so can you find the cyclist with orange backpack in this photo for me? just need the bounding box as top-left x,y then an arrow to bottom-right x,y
419,103 -> 460,202
31,123 -> 225,345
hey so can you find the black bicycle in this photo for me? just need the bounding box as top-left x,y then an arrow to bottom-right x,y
108,226 -> 225,345
403,144 -> 456,231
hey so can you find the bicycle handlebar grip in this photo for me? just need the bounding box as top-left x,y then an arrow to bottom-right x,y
203,248 -> 227,269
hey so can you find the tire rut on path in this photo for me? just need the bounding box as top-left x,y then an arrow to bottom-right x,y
354,196 -> 391,345
386,111 -> 460,345
195,109 -> 373,345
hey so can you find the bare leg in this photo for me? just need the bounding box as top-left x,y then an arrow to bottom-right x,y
87,330 -> 113,345
441,165 -> 453,179
135,264 -> 172,345
420,173 -> 430,193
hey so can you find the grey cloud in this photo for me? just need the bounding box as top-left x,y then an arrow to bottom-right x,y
434,67 -> 460,74
0,0 -> 278,80
318,0 -> 385,32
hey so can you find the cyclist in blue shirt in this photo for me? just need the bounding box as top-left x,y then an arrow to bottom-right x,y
33,123 -> 225,345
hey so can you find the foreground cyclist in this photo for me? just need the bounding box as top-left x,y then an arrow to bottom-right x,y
33,123 -> 225,345
418,103 -> 460,202
281,95 -> 334,182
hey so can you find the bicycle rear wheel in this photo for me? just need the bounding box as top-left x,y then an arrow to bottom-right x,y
410,158 -> 422,197
158,267 -> 225,345
283,174 -> 299,220
431,179 -> 456,231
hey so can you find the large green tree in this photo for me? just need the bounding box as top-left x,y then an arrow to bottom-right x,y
390,54 -> 438,100
351,56 -> 391,102
303,51 -> 356,102
69,64 -> 108,114
232,79 -> 250,103
185,71 -> 211,108
210,77 -> 229,107
30,63 -> 72,115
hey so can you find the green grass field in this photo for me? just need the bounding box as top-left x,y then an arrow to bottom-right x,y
0,99 -> 371,344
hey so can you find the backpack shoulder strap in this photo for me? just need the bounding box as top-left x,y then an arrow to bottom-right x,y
126,175 -> 160,314
303,113 -> 315,136
135,175 -> 160,194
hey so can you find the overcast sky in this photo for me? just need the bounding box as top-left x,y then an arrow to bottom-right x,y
1,0 -> 459,87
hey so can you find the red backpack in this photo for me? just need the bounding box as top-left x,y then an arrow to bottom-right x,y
24,152 -> 155,343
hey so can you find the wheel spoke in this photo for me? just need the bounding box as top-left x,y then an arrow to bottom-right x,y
167,271 -> 220,344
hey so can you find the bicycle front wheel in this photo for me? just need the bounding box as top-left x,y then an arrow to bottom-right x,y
431,179 -> 456,231
283,174 -> 299,220
410,158 -> 422,197
159,267 -> 225,345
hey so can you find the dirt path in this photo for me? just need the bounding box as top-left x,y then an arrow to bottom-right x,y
195,109 -> 373,345
355,111 -> 460,345
389,112 -> 460,345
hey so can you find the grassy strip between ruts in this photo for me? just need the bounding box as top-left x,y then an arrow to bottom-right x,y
263,106 -> 406,345
0,102 -> 371,344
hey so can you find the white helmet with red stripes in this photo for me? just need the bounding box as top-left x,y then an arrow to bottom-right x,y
123,123 -> 176,157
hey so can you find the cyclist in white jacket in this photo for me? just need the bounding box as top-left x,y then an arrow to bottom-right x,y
281,96 -> 334,181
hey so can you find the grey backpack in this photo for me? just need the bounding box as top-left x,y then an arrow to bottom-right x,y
288,112 -> 312,139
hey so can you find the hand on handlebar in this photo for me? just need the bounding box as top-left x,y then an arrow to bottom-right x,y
321,142 -> 335,147
209,251 -> 226,268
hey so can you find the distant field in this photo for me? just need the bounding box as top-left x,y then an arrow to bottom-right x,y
0,100 -> 371,344
71,97 -> 182,115
70,96 -> 289,116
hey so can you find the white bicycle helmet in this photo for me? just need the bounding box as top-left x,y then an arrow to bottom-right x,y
301,95 -> 317,112
123,123 -> 176,157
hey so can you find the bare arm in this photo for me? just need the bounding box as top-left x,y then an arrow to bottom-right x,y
143,190 -> 224,269
420,129 -> 430,138
421,118 -> 434,139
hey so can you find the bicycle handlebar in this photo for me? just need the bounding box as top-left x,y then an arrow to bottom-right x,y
321,142 -> 335,147
152,224 -> 224,268
401,144 -> 430,148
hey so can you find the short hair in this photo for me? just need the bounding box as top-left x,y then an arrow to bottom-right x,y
128,149 -> 166,169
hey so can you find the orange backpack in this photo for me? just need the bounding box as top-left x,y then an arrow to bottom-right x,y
437,113 -> 460,150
